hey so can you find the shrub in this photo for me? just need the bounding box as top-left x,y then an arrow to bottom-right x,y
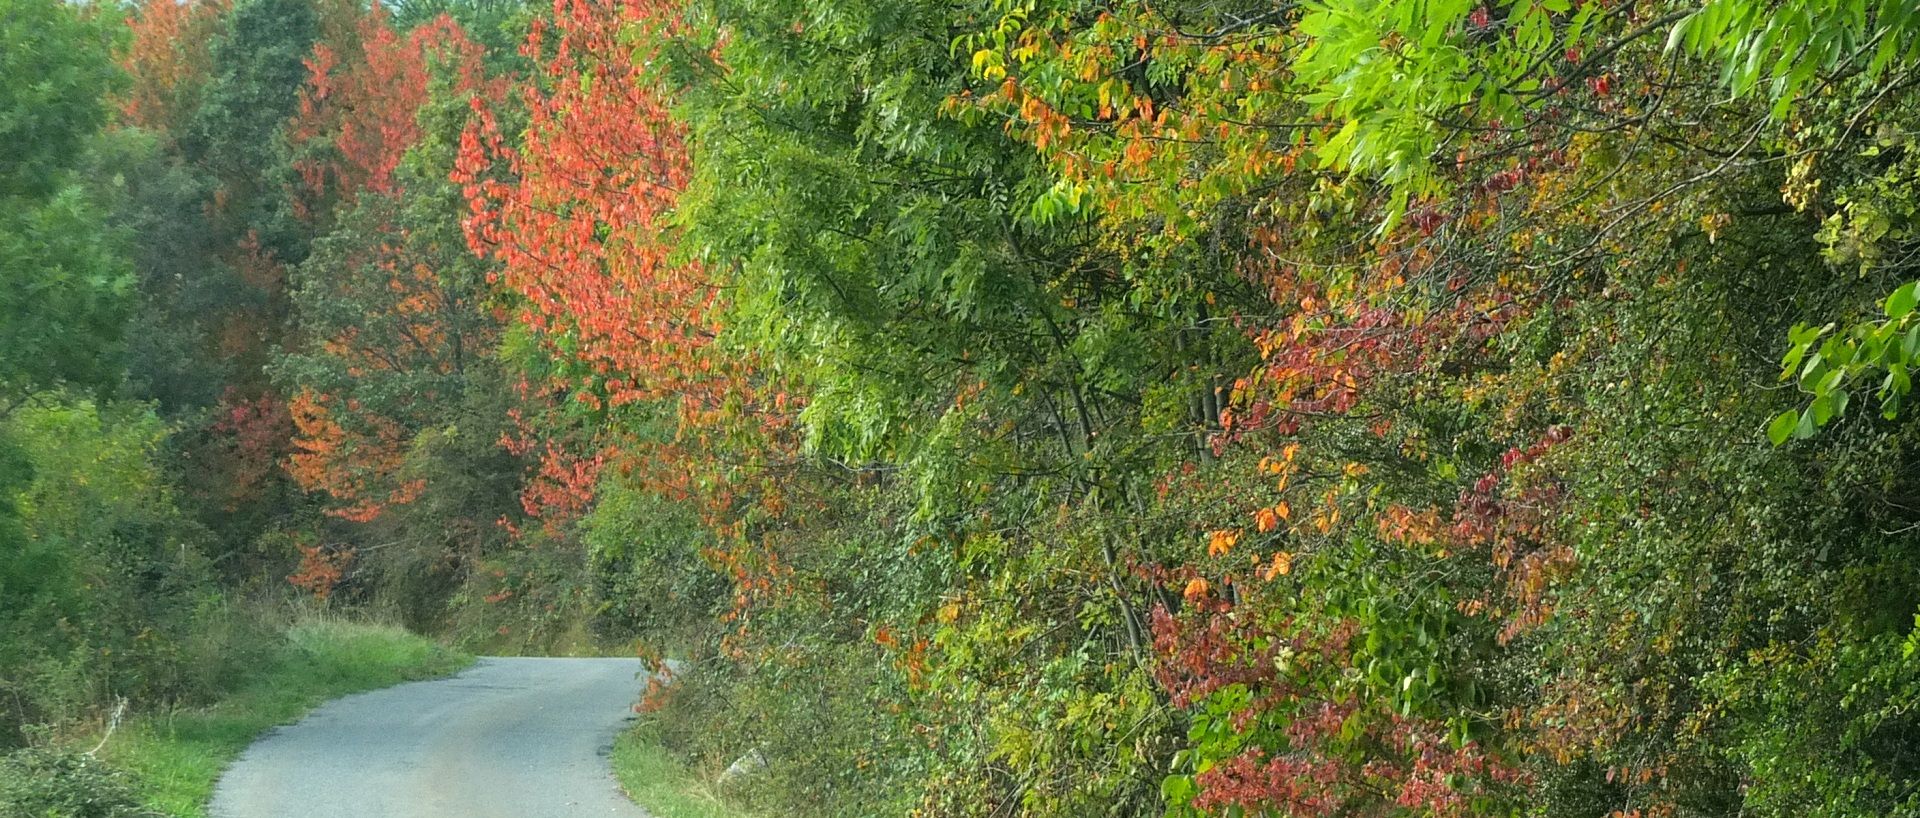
0,399 -> 222,746
0,748 -> 146,818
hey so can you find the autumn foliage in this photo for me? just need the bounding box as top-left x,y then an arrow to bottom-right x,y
290,8 -> 490,210
120,0 -> 229,133
286,388 -> 424,522
455,0 -> 794,548
68,0 -> 1920,816
456,0 -> 713,412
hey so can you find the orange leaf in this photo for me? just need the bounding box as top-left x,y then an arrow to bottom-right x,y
1207,528 -> 1240,556
1262,551 -> 1294,580
1255,507 -> 1279,532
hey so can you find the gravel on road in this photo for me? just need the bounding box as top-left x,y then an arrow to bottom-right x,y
210,656 -> 653,818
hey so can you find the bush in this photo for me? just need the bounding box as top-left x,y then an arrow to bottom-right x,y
0,399 -> 223,746
0,748 -> 146,818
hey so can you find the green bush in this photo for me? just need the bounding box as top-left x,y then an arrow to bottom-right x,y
0,399 -> 224,746
0,748 -> 146,818
581,474 -> 726,653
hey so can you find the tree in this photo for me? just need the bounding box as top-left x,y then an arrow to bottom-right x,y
120,0 -> 230,137
114,0 -> 327,556
288,10 -> 492,215
0,0 -> 131,406
457,0 -> 780,538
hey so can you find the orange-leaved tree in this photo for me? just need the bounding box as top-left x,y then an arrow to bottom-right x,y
456,0 -> 803,651
289,7 -> 493,216
120,0 -> 230,135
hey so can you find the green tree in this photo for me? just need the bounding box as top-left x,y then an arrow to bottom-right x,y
0,0 -> 131,406
186,0 -> 319,231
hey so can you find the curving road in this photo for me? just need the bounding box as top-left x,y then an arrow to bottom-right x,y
210,657 -> 653,818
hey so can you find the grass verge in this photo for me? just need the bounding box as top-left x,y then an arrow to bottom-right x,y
611,723 -> 759,818
98,616 -> 471,817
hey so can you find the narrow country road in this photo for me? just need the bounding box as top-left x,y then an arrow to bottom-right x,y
210,657 -> 653,818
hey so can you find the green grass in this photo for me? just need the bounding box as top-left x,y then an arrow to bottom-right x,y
99,616 -> 472,817
610,724 -> 760,818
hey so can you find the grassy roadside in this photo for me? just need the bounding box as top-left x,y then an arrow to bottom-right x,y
611,723 -> 761,818
98,616 -> 471,817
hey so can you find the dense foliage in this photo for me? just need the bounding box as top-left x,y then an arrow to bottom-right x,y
10,0 -> 1920,816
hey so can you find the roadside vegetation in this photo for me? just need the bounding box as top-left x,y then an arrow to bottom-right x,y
8,0 -> 1920,816
611,723 -> 762,818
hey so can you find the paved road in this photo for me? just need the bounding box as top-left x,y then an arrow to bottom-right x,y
210,657 -> 653,818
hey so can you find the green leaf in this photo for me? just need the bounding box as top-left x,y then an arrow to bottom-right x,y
1789,322 -> 1827,346
1160,774 -> 1196,802
1817,366 -> 1846,395
1811,392 -> 1835,424
1665,14 -> 1695,54
1799,358 -> 1828,391
1781,342 -> 1809,380
1767,409 -> 1800,445
1794,407 -> 1819,439
1887,281 -> 1918,319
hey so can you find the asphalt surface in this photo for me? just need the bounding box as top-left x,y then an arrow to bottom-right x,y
210,657 -> 654,818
